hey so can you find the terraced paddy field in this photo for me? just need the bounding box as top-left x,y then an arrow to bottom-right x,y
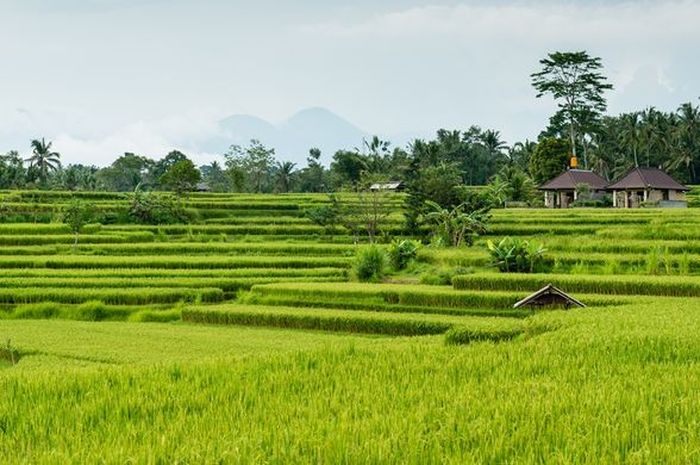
3,189 -> 700,463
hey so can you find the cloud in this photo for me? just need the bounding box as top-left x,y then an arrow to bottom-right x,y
303,1 -> 700,43
48,111 -> 224,167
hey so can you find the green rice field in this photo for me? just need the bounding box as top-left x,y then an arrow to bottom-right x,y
2,189 -> 700,463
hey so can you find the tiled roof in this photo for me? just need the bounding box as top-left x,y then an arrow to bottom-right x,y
539,169 -> 608,190
607,167 -> 689,191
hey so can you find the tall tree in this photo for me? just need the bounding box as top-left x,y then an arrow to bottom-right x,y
528,137 -> 570,184
159,159 -> 202,197
298,148 -> 326,193
151,150 -> 189,187
618,112 -> 643,168
97,153 -> 154,191
480,130 -> 509,158
0,151 -> 26,188
199,161 -> 230,192
531,51 -> 613,167
225,140 -> 276,193
274,161 -> 297,193
26,138 -> 61,186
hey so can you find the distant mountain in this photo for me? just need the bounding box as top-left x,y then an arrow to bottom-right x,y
195,107 -> 368,165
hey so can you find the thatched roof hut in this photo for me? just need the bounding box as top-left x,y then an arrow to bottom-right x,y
513,284 -> 585,309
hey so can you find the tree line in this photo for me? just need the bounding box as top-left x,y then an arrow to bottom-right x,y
1,51 -> 699,200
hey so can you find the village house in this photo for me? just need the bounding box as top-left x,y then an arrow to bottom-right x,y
538,169 -> 608,208
607,167 -> 689,208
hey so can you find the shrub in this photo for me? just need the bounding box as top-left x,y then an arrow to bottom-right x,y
354,245 -> 386,282
487,237 -> 547,273
388,239 -> 420,271
127,190 -> 192,225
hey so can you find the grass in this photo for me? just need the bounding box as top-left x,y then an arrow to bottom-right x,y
2,300 -> 700,463
3,194 -> 700,462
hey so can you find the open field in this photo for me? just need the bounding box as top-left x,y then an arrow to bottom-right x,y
3,190 -> 700,463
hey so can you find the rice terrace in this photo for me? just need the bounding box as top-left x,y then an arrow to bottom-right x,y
3,1 -> 700,463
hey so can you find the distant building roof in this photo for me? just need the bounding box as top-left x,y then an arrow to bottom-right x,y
513,284 -> 586,309
538,169 -> 608,191
369,181 -> 404,191
607,167 -> 689,191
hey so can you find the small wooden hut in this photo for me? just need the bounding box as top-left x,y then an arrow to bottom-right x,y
513,284 -> 585,310
538,169 -> 608,208
607,167 -> 688,208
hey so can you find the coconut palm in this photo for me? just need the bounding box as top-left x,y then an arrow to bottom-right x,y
668,102 -> 700,182
26,138 -> 61,186
274,161 -> 297,193
618,112 -> 643,167
480,130 -> 509,158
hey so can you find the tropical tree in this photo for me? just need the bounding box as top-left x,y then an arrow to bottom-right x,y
0,151 -> 26,188
665,102 -> 700,182
159,159 -> 202,198
274,161 -> 297,193
97,153 -> 154,191
423,200 -> 489,247
298,148 -> 326,193
26,138 -> 61,186
528,137 -> 570,184
531,51 -> 613,165
225,139 -> 276,193
618,112 -> 643,168
480,129 -> 509,158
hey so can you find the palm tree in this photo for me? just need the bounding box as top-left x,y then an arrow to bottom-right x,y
274,161 -> 296,193
480,130 -> 509,158
669,102 -> 700,182
26,138 -> 61,186
618,112 -> 642,167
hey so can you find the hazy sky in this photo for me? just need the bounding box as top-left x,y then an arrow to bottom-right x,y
1,0 -> 699,165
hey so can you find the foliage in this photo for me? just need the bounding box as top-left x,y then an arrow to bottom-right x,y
126,189 -> 191,224
387,239 -> 420,270
486,166 -> 536,207
0,151 -> 26,188
225,139 -> 276,193
97,153 -> 154,191
528,137 -> 571,184
487,237 -> 547,273
531,51 -> 613,167
304,195 -> 341,235
353,244 -> 386,282
26,138 -> 61,187
61,199 -> 92,247
159,159 -> 201,196
424,200 -> 489,247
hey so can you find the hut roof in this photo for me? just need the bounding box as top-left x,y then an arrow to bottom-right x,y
607,167 -> 689,191
538,169 -> 608,191
513,284 -> 586,309
369,181 -> 404,191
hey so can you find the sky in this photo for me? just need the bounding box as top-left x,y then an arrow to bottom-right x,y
0,0 -> 699,166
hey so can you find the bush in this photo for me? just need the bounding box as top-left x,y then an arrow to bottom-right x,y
388,239 -> 420,271
127,190 -> 192,224
354,245 -> 386,282
487,237 -> 547,273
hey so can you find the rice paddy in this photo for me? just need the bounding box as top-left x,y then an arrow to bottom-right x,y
2,189 -> 700,463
